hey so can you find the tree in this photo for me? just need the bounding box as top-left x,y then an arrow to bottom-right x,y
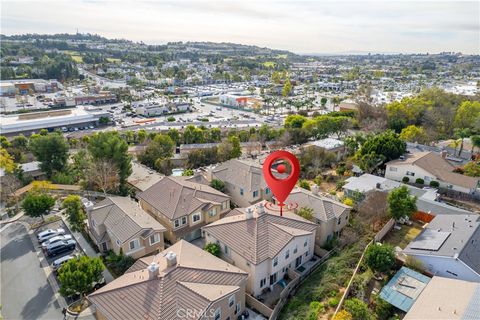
229,136 -> 242,158
138,134 -> 175,169
454,101 -> 480,130
296,207 -> 314,221
298,179 -> 311,190
88,132 -> 131,192
344,298 -> 372,320
399,125 -> 427,143
182,169 -> 194,176
454,128 -> 471,156
387,186 -> 417,220
57,256 -> 105,298
0,147 -> 16,173
282,78 -> 292,97
204,243 -> 220,257
386,97 -> 429,132
29,133 -> 69,177
62,195 -> 86,232
356,131 -> 406,163
463,161 -> 480,177
88,160 -> 120,195
471,135 -> 480,153
375,297 -> 394,320
284,114 -> 307,129
21,191 -> 55,220
365,243 -> 395,273
210,179 -> 225,192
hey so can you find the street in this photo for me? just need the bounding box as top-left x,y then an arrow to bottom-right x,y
1,223 -> 62,320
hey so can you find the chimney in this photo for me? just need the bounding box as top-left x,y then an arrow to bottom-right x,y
147,262 -> 159,279
311,184 -> 319,195
165,251 -> 177,267
441,150 -> 447,159
245,207 -> 254,219
256,203 -> 265,215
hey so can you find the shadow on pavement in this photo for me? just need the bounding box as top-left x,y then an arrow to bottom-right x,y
21,283 -> 56,320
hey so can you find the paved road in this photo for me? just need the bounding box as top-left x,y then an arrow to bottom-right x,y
1,223 -> 62,320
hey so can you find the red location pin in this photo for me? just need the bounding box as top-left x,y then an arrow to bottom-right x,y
263,150 -> 300,216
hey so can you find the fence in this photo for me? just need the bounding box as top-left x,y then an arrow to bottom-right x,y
374,218 -> 395,242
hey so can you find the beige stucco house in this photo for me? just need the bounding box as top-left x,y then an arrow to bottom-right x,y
87,197 -> 166,259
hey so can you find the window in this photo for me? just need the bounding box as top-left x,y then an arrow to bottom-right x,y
389,167 -> 397,172
305,251 -> 309,257
192,212 -> 201,223
253,190 -> 259,198
406,171 -> 415,176
224,245 -> 229,255
181,216 -> 187,225
285,250 -> 290,259
260,278 -> 266,287
338,217 -> 341,225
174,219 -> 180,228
229,295 -> 235,307
149,233 -> 160,245
446,270 -> 458,277
304,239 -> 308,247
270,272 -> 277,285
294,245 -> 298,254
265,187 -> 270,195
222,201 -> 228,210
129,239 -> 140,251
116,239 -> 121,246
214,308 -> 221,320
240,188 -> 244,196
273,257 -> 278,267
208,208 -> 216,217
235,303 -> 240,315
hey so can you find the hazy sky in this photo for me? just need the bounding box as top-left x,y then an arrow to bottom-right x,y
2,1 -> 479,54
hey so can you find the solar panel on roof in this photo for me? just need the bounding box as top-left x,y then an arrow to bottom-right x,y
410,229 -> 451,251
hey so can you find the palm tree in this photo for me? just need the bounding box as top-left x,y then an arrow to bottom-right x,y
455,128 -> 471,157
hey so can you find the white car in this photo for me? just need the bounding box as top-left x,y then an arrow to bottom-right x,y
42,234 -> 73,249
52,254 -> 78,272
37,228 -> 66,243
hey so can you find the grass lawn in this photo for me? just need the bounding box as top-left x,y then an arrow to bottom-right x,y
71,55 -> 83,63
263,61 -> 276,68
383,221 -> 423,249
106,57 -> 121,63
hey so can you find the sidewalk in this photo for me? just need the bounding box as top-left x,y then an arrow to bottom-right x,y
0,211 -> 25,225
60,216 -> 114,283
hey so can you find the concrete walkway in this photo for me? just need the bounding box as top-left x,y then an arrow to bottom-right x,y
0,211 -> 25,227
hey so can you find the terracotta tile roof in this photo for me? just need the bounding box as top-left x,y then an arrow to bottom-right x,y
387,152 -> 479,189
138,177 -> 230,220
88,240 -> 247,320
202,201 -> 317,264
89,197 -> 166,244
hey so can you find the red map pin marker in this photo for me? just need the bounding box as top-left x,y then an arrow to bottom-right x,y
263,150 -> 300,216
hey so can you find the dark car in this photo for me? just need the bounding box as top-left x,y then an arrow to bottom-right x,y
46,239 -> 76,257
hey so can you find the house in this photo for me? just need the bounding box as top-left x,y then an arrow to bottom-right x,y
137,177 -> 230,243
88,240 -> 249,320
202,201 -> 317,297
404,276 -> 480,320
211,159 -> 273,207
403,214 -> 480,282
378,267 -> 431,312
301,138 -> 346,161
86,197 -> 166,259
126,162 -> 163,192
385,151 -> 480,194
0,161 -> 44,180
338,99 -> 359,112
285,186 -> 351,245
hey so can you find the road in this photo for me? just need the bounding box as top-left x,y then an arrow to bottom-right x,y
1,223 -> 62,320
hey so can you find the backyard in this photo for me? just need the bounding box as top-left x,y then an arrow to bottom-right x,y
382,221 -> 423,249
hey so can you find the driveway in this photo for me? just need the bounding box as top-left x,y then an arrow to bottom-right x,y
1,222 -> 62,320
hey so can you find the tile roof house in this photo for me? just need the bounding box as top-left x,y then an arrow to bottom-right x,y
403,214 -> 480,282
87,197 -> 166,259
126,162 -> 164,192
385,151 -> 480,194
404,276 -> 480,320
203,201 -> 317,297
211,159 -> 272,207
88,240 -> 248,320
285,187 -> 351,245
138,177 -> 231,243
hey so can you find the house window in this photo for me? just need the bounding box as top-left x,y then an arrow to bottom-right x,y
208,208 -> 217,217
305,251 -> 309,257
294,245 -> 298,254
338,217 -> 341,225
214,308 -> 221,320
192,212 -> 201,223
304,239 -> 308,247
235,303 -> 240,315
273,257 -> 278,267
260,278 -> 266,287
174,219 -> 180,228
181,216 -> 187,225
222,201 -> 228,210
270,272 -> 277,285
149,233 -> 160,245
229,295 -> 235,307
285,250 -> 290,259
389,167 -> 397,172
224,245 -> 229,255
129,239 -> 140,251
116,239 -> 121,246
240,188 -> 244,196
406,171 -> 415,176
265,187 -> 270,195
253,190 -> 259,198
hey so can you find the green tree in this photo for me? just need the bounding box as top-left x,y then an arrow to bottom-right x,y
375,297 -> 394,320
387,185 -> 417,220
204,243 -> 221,257
344,298 -> 372,320
356,130 -> 406,162
282,78 -> 292,97
296,207 -> 314,221
138,134 -> 175,169
386,97 -> 429,132
62,195 -> 86,232
284,114 -> 307,129
229,135 -> 241,158
470,135 -> 480,153
365,243 -> 395,272
454,128 -> 471,157
29,133 -> 69,177
399,125 -> 427,143
454,101 -> 480,130
463,161 -> 480,177
182,169 -> 194,176
210,179 -> 225,192
0,148 -> 16,173
21,191 -> 55,220
57,256 -> 105,298
298,179 -> 311,190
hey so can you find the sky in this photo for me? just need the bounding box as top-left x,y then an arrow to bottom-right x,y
1,0 -> 479,54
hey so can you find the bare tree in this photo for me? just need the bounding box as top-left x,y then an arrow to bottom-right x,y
356,190 -> 389,231
88,160 -> 120,195
0,174 -> 21,209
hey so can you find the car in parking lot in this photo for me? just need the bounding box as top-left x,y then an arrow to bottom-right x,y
52,253 -> 79,272
37,228 -> 66,243
46,239 -> 76,257
41,234 -> 73,250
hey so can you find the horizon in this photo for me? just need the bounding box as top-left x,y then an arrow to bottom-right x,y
1,0 -> 479,55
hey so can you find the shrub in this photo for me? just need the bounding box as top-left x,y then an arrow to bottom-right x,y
402,176 -> 409,183
429,180 -> 439,188
167,116 -> 175,122
328,297 -> 340,308
307,301 -> 325,320
415,178 -> 424,184
375,297 -> 394,320
182,169 -> 194,176
336,179 -> 347,190
209,179 -> 225,192
343,198 -> 354,206
204,243 -> 220,257
104,250 -> 135,276
344,298 -> 372,320
365,243 -> 395,273
334,310 -> 353,320
298,179 -> 311,190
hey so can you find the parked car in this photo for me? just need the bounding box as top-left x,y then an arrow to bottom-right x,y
52,253 -> 78,272
46,239 -> 76,257
42,234 -> 73,250
37,228 -> 66,243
